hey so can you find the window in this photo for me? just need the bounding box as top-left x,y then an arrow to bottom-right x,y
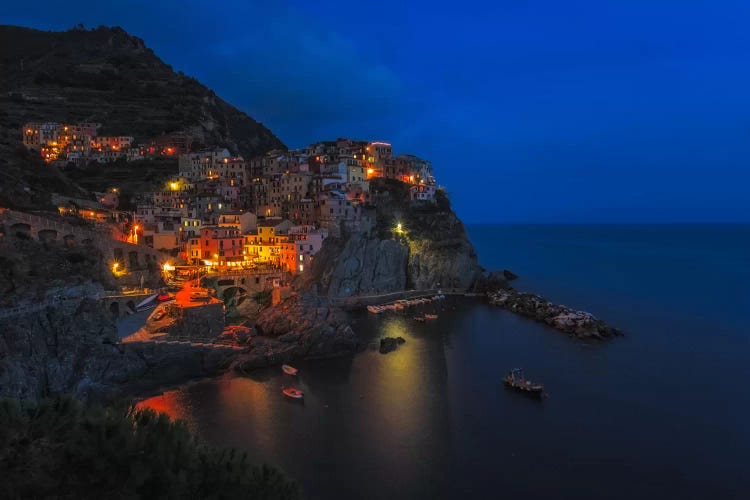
299,255 -> 304,261
299,264 -> 304,272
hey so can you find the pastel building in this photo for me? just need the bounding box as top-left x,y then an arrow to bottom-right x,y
199,226 -> 245,267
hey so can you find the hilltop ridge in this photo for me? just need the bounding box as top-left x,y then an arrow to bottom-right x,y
0,24 -> 285,207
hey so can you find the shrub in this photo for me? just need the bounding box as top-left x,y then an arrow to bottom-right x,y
0,398 -> 300,499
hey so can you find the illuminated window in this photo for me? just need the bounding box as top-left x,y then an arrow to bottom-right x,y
299,264 -> 304,272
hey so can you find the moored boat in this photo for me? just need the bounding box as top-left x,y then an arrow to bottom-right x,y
282,364 -> 298,376
413,316 -> 425,322
503,369 -> 545,397
424,314 -> 438,320
282,387 -> 304,399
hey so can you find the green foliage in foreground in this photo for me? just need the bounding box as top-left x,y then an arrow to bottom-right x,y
0,398 -> 300,500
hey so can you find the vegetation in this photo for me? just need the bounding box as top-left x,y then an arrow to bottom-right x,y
0,24 -> 285,212
0,235 -> 116,306
369,178 -> 460,241
0,398 -> 300,499
65,156 -> 179,208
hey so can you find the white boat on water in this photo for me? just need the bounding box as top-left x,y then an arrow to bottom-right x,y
282,387 -> 304,399
282,364 -> 298,376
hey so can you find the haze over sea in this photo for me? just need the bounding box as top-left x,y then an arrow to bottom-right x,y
139,224 -> 750,499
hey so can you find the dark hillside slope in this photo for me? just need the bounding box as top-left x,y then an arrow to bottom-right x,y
0,25 -> 285,209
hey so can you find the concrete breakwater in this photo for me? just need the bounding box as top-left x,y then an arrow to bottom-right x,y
488,289 -> 623,340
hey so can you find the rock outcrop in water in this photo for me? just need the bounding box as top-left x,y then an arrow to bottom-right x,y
231,294 -> 360,372
379,337 -> 406,354
488,289 -> 623,340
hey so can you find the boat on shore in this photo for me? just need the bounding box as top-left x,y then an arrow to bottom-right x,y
282,387 -> 304,399
282,364 -> 298,376
503,369 -> 545,397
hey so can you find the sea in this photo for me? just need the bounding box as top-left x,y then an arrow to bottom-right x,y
138,224 -> 750,499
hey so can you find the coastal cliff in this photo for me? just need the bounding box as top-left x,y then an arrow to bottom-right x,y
0,299 -> 235,402
306,179 -> 482,297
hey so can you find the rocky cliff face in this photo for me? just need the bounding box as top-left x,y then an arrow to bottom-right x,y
0,299 -> 235,402
231,294 -> 359,372
307,179 -> 482,298
405,210 -> 481,290
320,235 -> 409,297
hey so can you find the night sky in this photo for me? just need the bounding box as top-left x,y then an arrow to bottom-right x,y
4,1 -> 750,223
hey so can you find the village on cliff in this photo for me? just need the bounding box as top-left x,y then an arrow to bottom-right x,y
19,121 -> 439,283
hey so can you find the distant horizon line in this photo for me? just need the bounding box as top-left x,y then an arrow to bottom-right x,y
462,221 -> 750,226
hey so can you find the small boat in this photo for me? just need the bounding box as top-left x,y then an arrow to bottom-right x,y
157,293 -> 171,302
503,369 -> 545,397
135,294 -> 158,311
424,314 -> 438,320
282,364 -> 298,376
413,316 -> 425,322
282,387 -> 304,399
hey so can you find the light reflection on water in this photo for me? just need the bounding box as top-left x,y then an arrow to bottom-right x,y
136,292 -> 750,500
135,225 -> 750,499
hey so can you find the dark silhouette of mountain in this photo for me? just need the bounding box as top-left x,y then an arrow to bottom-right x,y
0,24 -> 285,208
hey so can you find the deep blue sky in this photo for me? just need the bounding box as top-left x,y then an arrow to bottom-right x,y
4,0 -> 750,223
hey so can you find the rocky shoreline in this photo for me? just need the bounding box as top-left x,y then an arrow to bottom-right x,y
230,293 -> 359,373
488,288 -> 622,339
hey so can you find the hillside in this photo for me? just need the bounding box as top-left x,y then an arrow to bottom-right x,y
0,24 -> 285,208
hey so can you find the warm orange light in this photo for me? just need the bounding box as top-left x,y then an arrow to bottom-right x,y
134,225 -> 139,231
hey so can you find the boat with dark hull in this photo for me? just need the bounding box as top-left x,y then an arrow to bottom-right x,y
503,369 -> 545,398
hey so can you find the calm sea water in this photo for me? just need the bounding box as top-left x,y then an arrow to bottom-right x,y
139,225 -> 750,499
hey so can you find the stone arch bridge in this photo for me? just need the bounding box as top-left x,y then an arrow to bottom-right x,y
202,270 -> 283,303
